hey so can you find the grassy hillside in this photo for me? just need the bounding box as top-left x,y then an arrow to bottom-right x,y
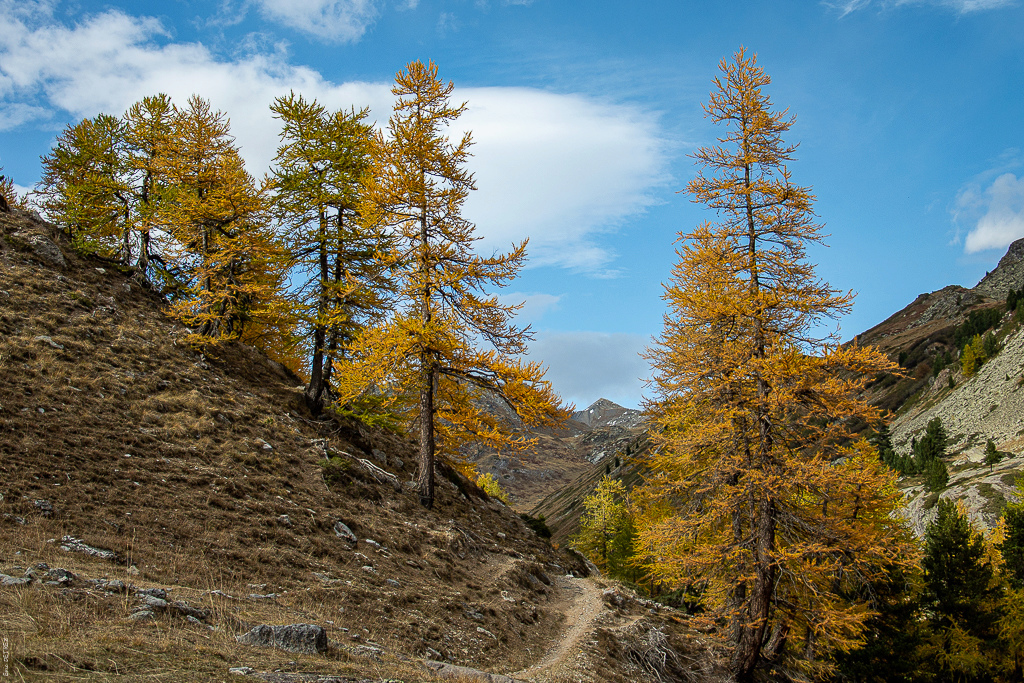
0,208 -> 607,681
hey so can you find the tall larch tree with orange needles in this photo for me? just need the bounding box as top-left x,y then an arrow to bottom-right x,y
338,60 -> 569,509
636,49 -> 914,680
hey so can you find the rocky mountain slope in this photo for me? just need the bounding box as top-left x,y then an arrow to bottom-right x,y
853,238 -> 1024,534
467,399 -> 646,513
0,208 -> 720,682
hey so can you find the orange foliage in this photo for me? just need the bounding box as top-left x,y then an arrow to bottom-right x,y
637,49 -> 914,680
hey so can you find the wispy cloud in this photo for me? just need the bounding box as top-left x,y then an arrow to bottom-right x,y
251,0 -> 378,43
526,331 -> 649,410
455,87 -> 670,271
827,0 -> 1015,14
496,292 -> 562,325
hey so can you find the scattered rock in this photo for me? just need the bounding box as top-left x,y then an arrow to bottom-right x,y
89,578 -> 129,593
361,565 -> 375,574
43,567 -> 76,585
422,660 -> 526,683
33,335 -> 64,350
3,514 -> 26,525
228,666 -> 255,676
386,578 -> 400,588
33,499 -> 54,516
129,610 -> 155,622
277,514 -> 293,527
349,644 -> 384,660
138,595 -> 169,609
602,587 -> 626,607
248,593 -> 280,600
170,600 -> 211,621
0,573 -> 31,587
14,231 -> 66,268
137,587 -> 167,599
59,536 -> 122,562
333,521 -> 357,544
236,623 -> 328,655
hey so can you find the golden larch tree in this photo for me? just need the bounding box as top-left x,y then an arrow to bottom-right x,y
338,60 -> 568,508
637,49 -> 914,680
158,96 -> 287,343
123,94 -> 175,283
270,93 -> 390,410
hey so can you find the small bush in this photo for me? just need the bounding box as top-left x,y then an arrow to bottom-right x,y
519,513 -> 552,539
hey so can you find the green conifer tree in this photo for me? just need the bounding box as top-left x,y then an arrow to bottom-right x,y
984,439 -> 1001,472
922,499 -> 996,680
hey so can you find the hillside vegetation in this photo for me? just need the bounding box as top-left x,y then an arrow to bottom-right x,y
0,208 -> 720,682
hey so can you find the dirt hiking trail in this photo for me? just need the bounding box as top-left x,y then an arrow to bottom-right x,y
511,574 -> 607,682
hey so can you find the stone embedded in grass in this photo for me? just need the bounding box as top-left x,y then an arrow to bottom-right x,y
33,335 -> 63,350
235,623 -> 328,655
138,595 -> 169,609
59,536 -> 122,563
422,660 -> 526,683
89,578 -> 128,593
13,231 -> 66,268
0,573 -> 31,586
43,567 -> 76,585
333,521 -> 357,543
33,499 -> 54,516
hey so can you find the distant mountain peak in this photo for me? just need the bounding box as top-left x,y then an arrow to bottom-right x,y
572,398 -> 644,429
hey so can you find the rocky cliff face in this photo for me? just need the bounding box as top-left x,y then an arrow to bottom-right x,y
974,237 -> 1024,300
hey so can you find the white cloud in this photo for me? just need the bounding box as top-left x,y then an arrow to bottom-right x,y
958,173 -> 1024,253
455,88 -> 669,270
0,3 -> 668,273
527,331 -> 649,410
251,0 -> 377,43
0,3 -> 395,169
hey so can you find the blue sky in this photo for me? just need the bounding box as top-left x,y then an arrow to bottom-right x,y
2,0 -> 1023,410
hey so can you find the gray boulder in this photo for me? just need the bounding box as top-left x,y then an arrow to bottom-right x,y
0,573 -> 31,587
13,231 -> 66,268
235,623 -> 328,655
